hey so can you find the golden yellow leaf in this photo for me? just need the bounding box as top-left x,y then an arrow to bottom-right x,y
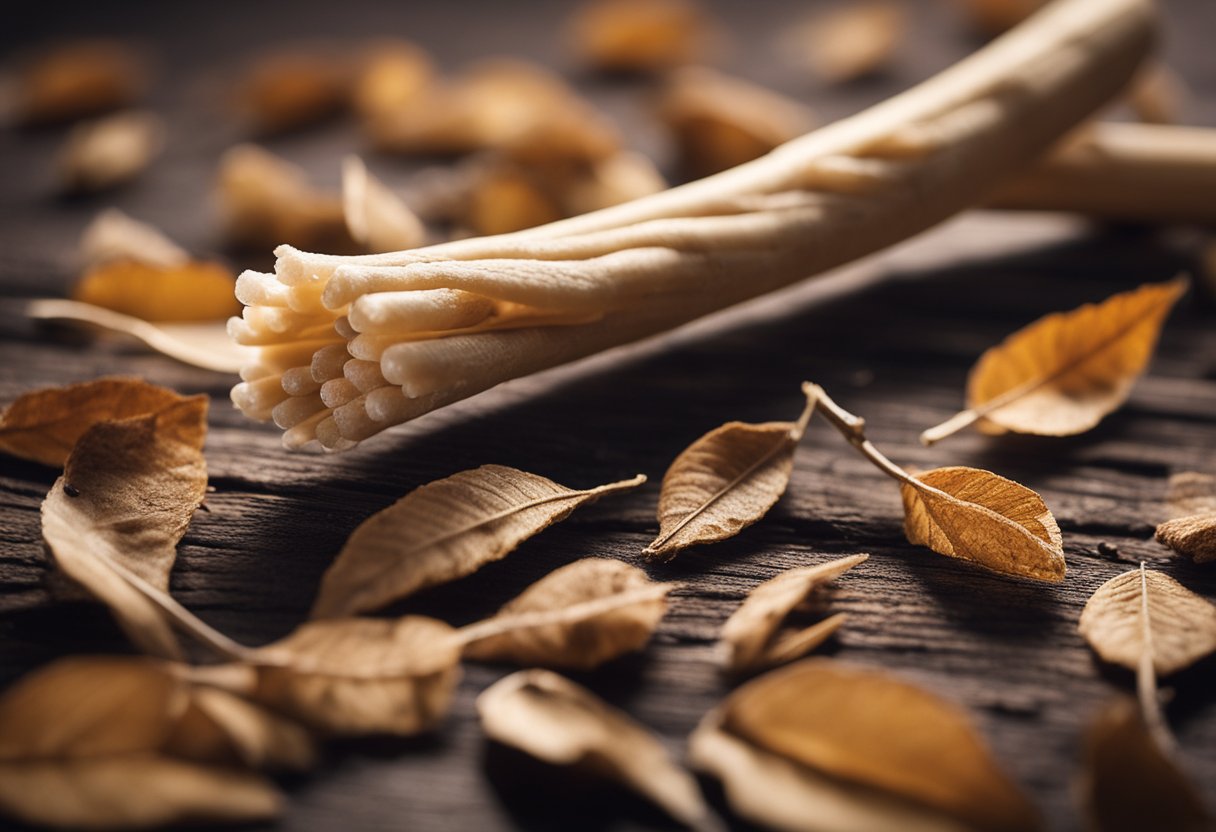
458,558 -> 674,669
0,657 -> 281,829
645,387 -> 816,559
921,278 -> 1187,444
73,258 -> 240,323
1080,698 -> 1213,832
477,669 -> 711,828
1078,566 -> 1216,676
900,466 -> 1065,582
1156,472 -> 1216,564
40,395 -> 208,659
795,3 -> 903,84
312,465 -> 645,618
0,377 -> 191,467
721,554 -> 867,672
715,659 -> 1040,832
246,616 -> 461,736
342,155 -> 426,253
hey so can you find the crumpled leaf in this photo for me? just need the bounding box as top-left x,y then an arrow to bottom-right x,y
645,386 -> 816,559
0,377 -> 191,467
72,257 -> 240,323
458,558 -> 674,669
0,657 -> 281,829
900,466 -> 1065,582
795,3 -> 903,84
477,669 -> 711,828
721,554 -> 868,672
342,154 -> 426,253
1078,565 -> 1216,676
701,658 -> 1040,832
28,299 -> 253,373
1156,472 -> 1216,564
922,278 -> 1187,444
312,465 -> 646,618
1080,697 -> 1213,832
79,208 -> 189,269
40,394 -> 208,658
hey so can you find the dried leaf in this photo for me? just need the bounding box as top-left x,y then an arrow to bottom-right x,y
646,387 -> 815,558
15,40 -> 143,124
459,558 -> 674,669
0,657 -> 281,829
246,616 -> 461,736
922,278 -> 1187,444
79,208 -> 189,269
560,150 -> 667,216
166,685 -> 317,772
708,659 -> 1041,831
795,3 -> 903,84
1080,698 -> 1212,832
235,50 -> 350,134
0,377 -> 192,467
658,67 -> 816,178
342,155 -> 426,253
41,395 -> 208,658
465,164 -> 565,235
901,466 -> 1065,582
57,110 -> 164,192
477,669 -> 711,828
721,554 -> 868,672
567,0 -> 710,74
352,39 -> 434,121
73,258 -> 240,323
1078,566 -> 1216,676
28,299 -> 253,373
312,465 -> 646,618
1156,472 -> 1216,564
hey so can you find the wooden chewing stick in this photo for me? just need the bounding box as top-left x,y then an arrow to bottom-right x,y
233,0 -> 1158,450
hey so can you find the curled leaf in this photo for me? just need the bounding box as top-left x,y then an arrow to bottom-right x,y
312,465 -> 646,618
921,278 -> 1187,444
342,155 -> 426,253
721,554 -> 867,672
1078,566 -> 1216,676
73,258 -> 240,323
1081,697 -> 1212,832
459,558 -> 674,669
1156,472 -> 1216,564
477,669 -> 711,828
40,395 -> 210,658
0,657 -> 281,829
645,386 -> 816,559
79,208 -> 189,269
900,466 -> 1065,582
706,659 -> 1040,832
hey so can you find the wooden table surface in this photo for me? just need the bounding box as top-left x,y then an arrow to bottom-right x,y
2,1 -> 1215,830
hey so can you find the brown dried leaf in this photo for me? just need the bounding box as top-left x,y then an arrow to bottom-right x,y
659,67 -> 816,178
1078,566 -> 1216,676
1156,472 -> 1216,564
79,208 -> 189,269
459,558 -> 674,669
796,3 -> 903,84
922,278 -> 1187,443
567,0 -> 711,74
0,377 -> 191,467
901,466 -> 1065,582
235,50 -> 350,134
312,465 -> 645,618
1080,697 -> 1213,832
477,669 -> 711,828
0,657 -> 281,829
15,40 -> 144,124
41,395 -> 208,658
246,616 -> 461,736
721,554 -> 868,672
73,258 -> 239,323
645,387 -> 816,559
342,155 -> 426,253
709,659 -> 1041,831
28,299 -> 252,373
57,110 -> 163,192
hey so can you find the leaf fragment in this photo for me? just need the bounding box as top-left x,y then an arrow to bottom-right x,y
721,554 -> 867,672
1078,566 -> 1216,676
566,0 -> 710,74
921,278 -> 1187,444
73,258 -> 240,323
0,657 -> 281,830
645,386 -> 816,559
79,208 -> 189,269
14,40 -> 144,125
342,154 -> 426,253
1080,697 -> 1213,832
459,558 -> 674,669
900,466 -> 1066,582
704,658 -> 1040,832
57,110 -> 164,192
312,465 -> 646,618
1156,472 -> 1216,564
477,669 -> 711,829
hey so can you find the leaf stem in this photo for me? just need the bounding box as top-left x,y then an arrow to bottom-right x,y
802,383 -> 917,487
1137,561 -> 1176,751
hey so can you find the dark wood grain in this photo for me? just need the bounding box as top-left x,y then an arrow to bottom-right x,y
2,1 -> 1216,830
